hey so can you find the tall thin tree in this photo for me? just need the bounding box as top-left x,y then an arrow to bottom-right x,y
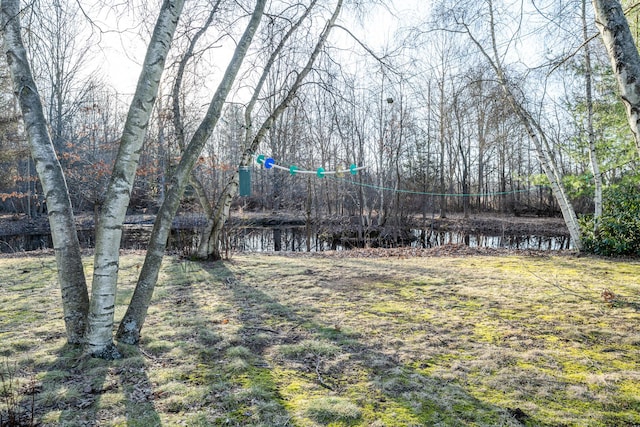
117,0 -> 268,345
583,0 -> 603,227
2,0 -> 89,344
459,0 -> 583,249
86,0 -> 185,359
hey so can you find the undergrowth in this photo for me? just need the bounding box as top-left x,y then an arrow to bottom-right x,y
0,251 -> 639,426
0,360 -> 36,427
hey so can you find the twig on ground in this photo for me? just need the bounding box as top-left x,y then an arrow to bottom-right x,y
315,357 -> 333,390
527,269 -> 600,304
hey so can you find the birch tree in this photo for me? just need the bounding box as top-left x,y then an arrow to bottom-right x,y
593,0 -> 640,158
116,0 -> 268,345
193,0 -> 320,259
455,0 -> 584,250
84,0 -> 185,359
2,0 -> 185,356
196,0 -> 342,260
583,0 -> 604,226
1,0 -> 89,344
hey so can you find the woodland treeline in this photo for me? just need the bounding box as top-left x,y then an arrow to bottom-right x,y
1,0 -> 640,355
1,1 -> 637,224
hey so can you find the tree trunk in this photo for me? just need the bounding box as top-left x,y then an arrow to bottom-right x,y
438,80 -> 447,218
196,0 -> 320,260
116,0 -> 267,345
86,0 -> 185,358
196,0 -> 342,260
194,1 -> 317,260
2,0 -> 89,344
170,1 -> 221,218
593,0 -> 640,158
584,0 -> 603,227
463,0 -> 583,250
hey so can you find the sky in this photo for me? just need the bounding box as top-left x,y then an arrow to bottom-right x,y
86,0 -> 429,95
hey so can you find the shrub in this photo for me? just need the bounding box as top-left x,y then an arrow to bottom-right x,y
581,181 -> 640,256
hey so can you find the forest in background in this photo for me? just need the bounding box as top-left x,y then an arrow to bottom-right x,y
0,1 -> 635,215
0,0 -> 639,260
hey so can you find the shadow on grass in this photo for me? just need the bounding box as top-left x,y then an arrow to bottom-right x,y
21,342 -> 160,426
0,254 -> 162,426
136,258 -> 294,426
204,260 -> 539,427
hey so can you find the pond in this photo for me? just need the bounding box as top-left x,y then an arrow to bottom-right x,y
225,226 -> 573,253
0,224 -> 573,255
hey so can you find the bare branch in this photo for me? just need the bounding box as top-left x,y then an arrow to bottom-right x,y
332,24 -> 396,72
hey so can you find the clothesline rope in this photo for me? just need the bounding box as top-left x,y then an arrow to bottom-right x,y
256,154 -> 546,197
256,154 -> 366,177
328,176 -> 546,197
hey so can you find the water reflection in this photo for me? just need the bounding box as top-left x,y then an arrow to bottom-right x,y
227,227 -> 332,252
412,229 -> 572,251
0,225 -> 572,254
223,226 -> 572,253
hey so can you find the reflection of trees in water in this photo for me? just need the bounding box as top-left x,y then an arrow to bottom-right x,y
0,224 -> 573,255
225,227 -> 572,253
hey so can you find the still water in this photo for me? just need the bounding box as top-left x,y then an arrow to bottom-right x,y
223,226 -> 572,253
0,225 -> 572,254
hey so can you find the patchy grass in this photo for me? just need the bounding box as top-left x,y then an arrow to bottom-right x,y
1,249 -> 640,426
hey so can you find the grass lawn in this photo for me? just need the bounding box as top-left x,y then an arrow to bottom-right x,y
0,248 -> 639,426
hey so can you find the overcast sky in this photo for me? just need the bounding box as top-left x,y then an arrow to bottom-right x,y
91,1 -> 428,95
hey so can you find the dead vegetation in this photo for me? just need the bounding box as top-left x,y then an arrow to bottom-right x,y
0,249 -> 639,426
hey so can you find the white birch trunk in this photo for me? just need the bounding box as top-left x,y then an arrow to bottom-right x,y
116,0 -> 267,345
86,0 -> 184,358
2,0 -> 89,344
584,0 -> 603,226
593,0 -> 640,158
196,0 -> 341,260
464,1 -> 583,250
528,117 -> 584,250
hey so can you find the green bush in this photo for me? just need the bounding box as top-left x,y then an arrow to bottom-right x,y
581,182 -> 640,256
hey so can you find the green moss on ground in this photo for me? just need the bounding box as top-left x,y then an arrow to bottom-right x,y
0,251 -> 639,426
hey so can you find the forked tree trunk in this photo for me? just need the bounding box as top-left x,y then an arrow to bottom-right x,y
116,0 -> 267,345
197,0 -> 342,260
86,0 -> 185,358
2,0 -> 89,344
196,0 -> 320,260
593,0 -> 640,158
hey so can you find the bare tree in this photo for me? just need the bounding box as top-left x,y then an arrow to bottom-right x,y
3,0 -> 186,355
450,0 -> 584,249
2,0 -> 90,344
196,0 -> 343,260
194,0 -> 321,255
84,0 -> 185,359
26,0 -> 94,153
583,0 -> 603,227
116,0 -> 268,345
